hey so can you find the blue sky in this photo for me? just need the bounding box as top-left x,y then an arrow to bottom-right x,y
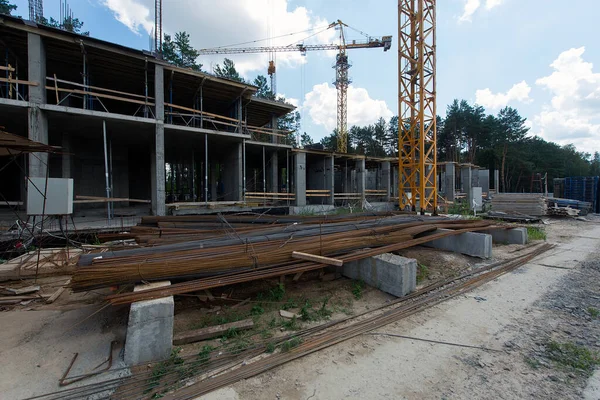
10,0 -> 600,153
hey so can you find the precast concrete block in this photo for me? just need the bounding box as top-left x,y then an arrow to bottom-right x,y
483,227 -> 528,245
124,281 -> 174,366
343,253 -> 416,297
423,228 -> 492,258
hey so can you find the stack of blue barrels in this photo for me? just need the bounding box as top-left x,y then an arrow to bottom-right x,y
564,176 -> 599,213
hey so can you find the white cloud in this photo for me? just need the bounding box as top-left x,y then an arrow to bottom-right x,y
485,0 -> 504,10
459,0 -> 481,22
533,47 -> 600,150
459,0 -> 503,22
102,0 -> 154,35
475,81 -> 532,109
100,0 -> 336,76
303,83 -> 393,132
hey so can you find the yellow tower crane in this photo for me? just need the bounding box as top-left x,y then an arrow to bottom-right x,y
398,0 -> 437,214
197,20 -> 392,153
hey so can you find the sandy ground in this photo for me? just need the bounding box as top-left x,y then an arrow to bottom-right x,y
2,217 -> 599,400
202,218 -> 600,400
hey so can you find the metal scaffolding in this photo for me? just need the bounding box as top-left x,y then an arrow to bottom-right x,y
398,0 -> 437,213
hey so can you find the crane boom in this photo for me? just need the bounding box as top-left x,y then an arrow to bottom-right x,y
197,37 -> 392,55
198,21 -> 392,153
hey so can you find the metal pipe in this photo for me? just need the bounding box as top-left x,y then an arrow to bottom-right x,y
102,120 -> 111,220
262,146 -> 266,194
192,150 -> 196,201
286,149 -> 290,206
109,137 -> 114,218
204,134 -> 208,205
242,140 -> 246,202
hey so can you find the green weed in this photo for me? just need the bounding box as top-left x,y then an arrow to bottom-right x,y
546,341 -> 600,372
417,263 -> 430,284
527,226 -> 547,241
281,316 -> 301,331
589,307 -> 599,318
281,336 -> 303,352
266,342 -> 276,353
351,280 -> 365,300
250,305 -> 264,316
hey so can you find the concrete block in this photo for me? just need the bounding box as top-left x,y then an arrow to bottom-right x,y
342,253 -> 416,297
125,281 -> 174,366
483,227 -> 528,245
423,228 -> 492,258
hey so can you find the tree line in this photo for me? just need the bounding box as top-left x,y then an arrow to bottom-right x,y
316,99 -> 599,193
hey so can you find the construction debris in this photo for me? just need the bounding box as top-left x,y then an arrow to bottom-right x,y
46,279 -> 71,304
0,285 -> 40,295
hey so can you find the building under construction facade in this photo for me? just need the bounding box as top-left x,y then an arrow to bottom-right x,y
0,16 -> 405,217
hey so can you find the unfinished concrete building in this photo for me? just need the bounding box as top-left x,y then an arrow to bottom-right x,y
0,16 -> 402,218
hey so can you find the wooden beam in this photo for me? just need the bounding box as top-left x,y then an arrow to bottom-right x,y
0,77 -> 38,86
173,319 -> 254,345
45,86 -> 155,107
46,279 -> 70,304
47,76 -> 155,100
291,251 -> 343,267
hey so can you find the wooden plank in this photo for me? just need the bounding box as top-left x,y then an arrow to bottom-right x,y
279,310 -> 300,319
46,279 -> 70,304
173,319 -> 254,345
292,272 -> 304,282
291,251 -> 343,267
0,77 -> 38,86
75,195 -> 151,204
45,86 -> 155,107
0,285 -> 40,295
0,66 -> 16,72
46,76 -> 154,100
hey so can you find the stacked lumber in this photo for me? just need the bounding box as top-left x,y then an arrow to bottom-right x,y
491,193 -> 548,216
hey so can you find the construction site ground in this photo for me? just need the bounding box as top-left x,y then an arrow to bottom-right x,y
1,217 -> 599,399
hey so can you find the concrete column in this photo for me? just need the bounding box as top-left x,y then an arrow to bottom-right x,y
269,151 -> 279,193
61,133 -> 71,178
223,142 -> 243,201
325,156 -> 334,205
27,33 -> 48,179
154,65 -> 164,121
151,64 -> 166,216
444,163 -> 455,202
357,159 -> 366,202
479,169 -> 490,196
494,169 -> 500,193
471,168 -> 480,189
380,161 -> 391,202
151,124 -> 166,215
294,152 -> 306,206
461,166 -> 472,206
271,115 -> 278,144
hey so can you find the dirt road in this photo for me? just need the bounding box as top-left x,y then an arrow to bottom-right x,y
206,218 -> 600,400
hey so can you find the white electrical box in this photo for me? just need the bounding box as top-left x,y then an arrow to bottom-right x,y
27,178 -> 74,215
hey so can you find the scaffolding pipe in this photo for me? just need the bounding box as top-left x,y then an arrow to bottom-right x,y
286,149 -> 290,206
204,134 -> 208,205
109,137 -> 114,218
242,140 -> 246,201
102,120 -> 111,220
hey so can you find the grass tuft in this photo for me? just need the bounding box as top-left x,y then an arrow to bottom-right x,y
588,307 -> 599,318
527,226 -> 547,241
351,280 -> 365,300
417,263 -> 430,284
546,341 -> 600,372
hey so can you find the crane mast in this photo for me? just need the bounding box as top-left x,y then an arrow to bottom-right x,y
198,21 -> 392,153
398,0 -> 437,213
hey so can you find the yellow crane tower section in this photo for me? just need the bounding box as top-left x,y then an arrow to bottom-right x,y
197,21 -> 392,153
398,0 -> 437,213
